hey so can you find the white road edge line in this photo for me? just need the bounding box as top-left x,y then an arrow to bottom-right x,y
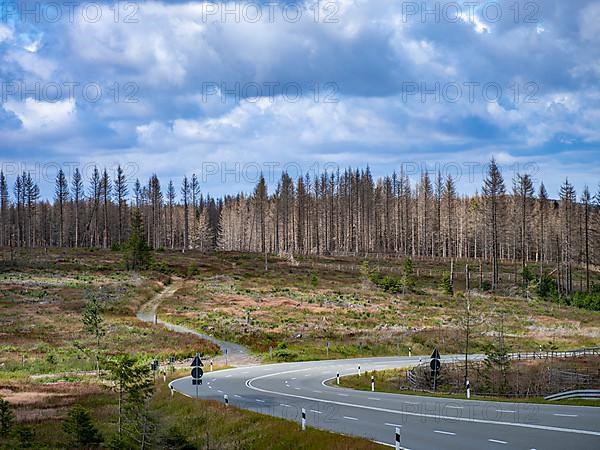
434,430 -> 456,436
242,369 -> 600,437
343,416 -> 359,421
384,423 -> 402,427
554,414 -> 578,417
488,439 -> 508,444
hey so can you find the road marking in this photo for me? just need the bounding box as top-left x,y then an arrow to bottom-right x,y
217,390 -> 223,393
226,375 -> 232,378
310,409 -> 322,414
488,439 -> 508,444
343,416 -> 359,421
256,399 -> 265,403
553,413 -> 578,417
280,403 -> 292,408
304,374 -> 311,377
496,409 -> 515,413
291,377 -> 297,380
338,393 -> 349,397
313,390 -> 322,393
368,397 -> 381,400
445,405 -> 463,409
384,423 -> 403,428
434,430 -> 456,436
208,386 -> 212,389
246,369 -> 600,437
295,387 -> 301,390
404,401 -> 419,405
234,395 -> 241,398
242,371 -> 249,374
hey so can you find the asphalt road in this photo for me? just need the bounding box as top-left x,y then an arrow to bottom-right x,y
170,356 -> 600,450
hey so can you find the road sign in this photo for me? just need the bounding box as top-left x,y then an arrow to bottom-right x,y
430,348 -> 441,391
191,354 -> 204,367
192,367 -> 204,379
191,353 -> 204,390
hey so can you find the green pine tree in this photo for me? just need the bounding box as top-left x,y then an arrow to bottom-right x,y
63,405 -> 103,448
124,209 -> 151,270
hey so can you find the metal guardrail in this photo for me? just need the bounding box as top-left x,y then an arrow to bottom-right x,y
544,390 -> 600,401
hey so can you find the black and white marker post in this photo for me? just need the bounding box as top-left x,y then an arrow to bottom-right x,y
358,364 -> 361,376
301,408 -> 306,431
225,348 -> 228,366
395,427 -> 401,450
224,394 -> 229,407
371,375 -> 375,392
466,379 -> 471,399
336,372 -> 340,384
190,353 -> 204,399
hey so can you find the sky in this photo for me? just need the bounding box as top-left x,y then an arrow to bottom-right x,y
1,0 -> 599,199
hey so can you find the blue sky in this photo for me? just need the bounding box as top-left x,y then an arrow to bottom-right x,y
1,0 -> 599,198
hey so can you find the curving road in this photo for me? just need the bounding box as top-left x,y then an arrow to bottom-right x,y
171,356 -> 600,450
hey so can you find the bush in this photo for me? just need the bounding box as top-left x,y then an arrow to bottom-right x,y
481,280 -> 492,292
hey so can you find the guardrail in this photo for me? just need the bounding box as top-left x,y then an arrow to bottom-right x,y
544,390 -> 600,401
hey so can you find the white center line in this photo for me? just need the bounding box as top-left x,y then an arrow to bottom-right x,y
225,375 -> 232,378
368,397 -> 381,401
404,401 -> 419,405
313,390 -> 322,393
446,406 -> 463,409
233,394 -> 241,398
310,410 -> 323,414
496,409 -> 515,413
554,414 -> 578,417
434,430 -> 456,436
384,423 -> 403,428
488,439 -> 508,444
256,399 -> 265,403
280,403 -> 292,408
294,387 -> 301,390
338,393 -> 349,397
343,416 -> 359,421
217,390 -> 223,393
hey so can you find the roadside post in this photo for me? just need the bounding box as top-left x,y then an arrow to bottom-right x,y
301,408 -> 306,431
371,375 -> 375,392
224,394 -> 229,407
336,372 -> 340,384
358,364 -> 361,376
225,348 -> 228,366
466,379 -> 471,399
395,427 -> 401,450
408,347 -> 412,357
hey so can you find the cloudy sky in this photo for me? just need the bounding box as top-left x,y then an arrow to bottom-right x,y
1,0 -> 599,198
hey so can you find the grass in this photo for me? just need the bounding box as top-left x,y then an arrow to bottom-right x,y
0,371 -> 385,449
155,252 -> 600,362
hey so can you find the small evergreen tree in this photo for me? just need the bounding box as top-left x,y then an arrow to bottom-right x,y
0,397 -> 14,437
124,209 -> 151,270
82,293 -> 105,376
63,405 -> 103,448
440,272 -> 453,295
402,257 -> 415,292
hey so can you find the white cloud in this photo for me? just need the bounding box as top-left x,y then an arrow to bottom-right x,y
4,99 -> 76,133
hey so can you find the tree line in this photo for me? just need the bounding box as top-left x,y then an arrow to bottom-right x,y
1,159 -> 599,292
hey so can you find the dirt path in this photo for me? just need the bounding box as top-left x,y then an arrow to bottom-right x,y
137,278 -> 260,367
